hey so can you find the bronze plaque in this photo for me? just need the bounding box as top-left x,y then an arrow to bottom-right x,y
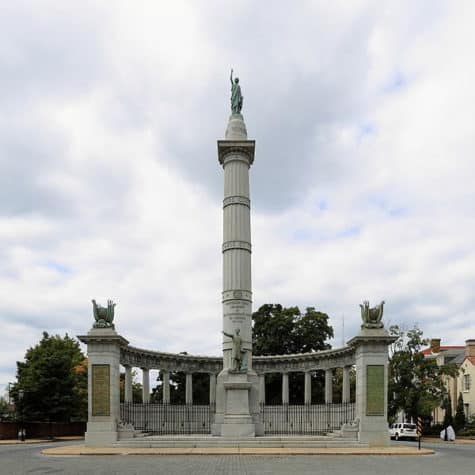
366,365 -> 385,416
92,364 -> 110,416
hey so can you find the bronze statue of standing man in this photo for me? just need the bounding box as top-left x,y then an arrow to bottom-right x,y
230,69 -> 243,114
223,328 -> 244,371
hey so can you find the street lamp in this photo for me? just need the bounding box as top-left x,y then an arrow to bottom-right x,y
18,389 -> 25,441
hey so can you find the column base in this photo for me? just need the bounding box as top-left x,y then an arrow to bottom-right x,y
85,421 -> 118,447
358,418 -> 391,446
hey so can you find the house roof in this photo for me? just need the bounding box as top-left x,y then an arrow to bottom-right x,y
420,346 -> 464,356
463,356 -> 475,366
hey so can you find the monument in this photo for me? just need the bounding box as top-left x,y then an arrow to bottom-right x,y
78,72 -> 396,447
212,69 -> 263,436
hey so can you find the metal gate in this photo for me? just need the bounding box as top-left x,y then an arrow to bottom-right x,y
120,403 -> 214,435
260,402 -> 355,435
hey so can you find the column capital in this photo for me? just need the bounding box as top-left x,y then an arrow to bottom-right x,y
217,140 -> 255,166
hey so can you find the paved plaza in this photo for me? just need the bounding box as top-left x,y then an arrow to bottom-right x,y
0,440 -> 474,475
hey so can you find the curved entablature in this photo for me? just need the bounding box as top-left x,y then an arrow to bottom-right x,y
120,345 -> 222,374
120,344 -> 355,374
253,346 -> 355,373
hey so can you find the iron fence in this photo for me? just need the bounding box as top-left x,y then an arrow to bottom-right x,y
120,402 -> 355,436
120,403 -> 214,435
260,402 -> 355,435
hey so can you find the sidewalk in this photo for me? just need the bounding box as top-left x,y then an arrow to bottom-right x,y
421,437 -> 475,445
43,445 -> 434,456
0,436 -> 84,445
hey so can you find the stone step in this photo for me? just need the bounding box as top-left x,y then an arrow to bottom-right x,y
113,436 -> 364,448
114,442 -> 365,448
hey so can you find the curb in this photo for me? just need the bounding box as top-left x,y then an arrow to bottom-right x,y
42,445 -> 434,456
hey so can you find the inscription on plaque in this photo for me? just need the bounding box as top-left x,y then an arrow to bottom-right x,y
366,365 -> 385,416
92,364 -> 110,416
224,300 -> 249,323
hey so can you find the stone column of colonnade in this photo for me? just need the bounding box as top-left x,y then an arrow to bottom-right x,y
162,371 -> 170,404
304,372 -> 312,404
123,368 -> 220,405
325,369 -> 333,404
342,366 -> 351,403
185,373 -> 193,404
142,368 -> 150,403
269,368 -> 353,405
124,365 -> 133,403
258,375 -> 266,404
282,373 -> 289,405
209,374 -> 217,405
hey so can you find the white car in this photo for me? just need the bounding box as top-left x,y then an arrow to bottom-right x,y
389,422 -> 418,440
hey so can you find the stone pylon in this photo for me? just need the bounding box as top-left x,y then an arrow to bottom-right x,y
212,113 -> 263,437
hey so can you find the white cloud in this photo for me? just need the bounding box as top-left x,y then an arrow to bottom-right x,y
1,1 -> 474,389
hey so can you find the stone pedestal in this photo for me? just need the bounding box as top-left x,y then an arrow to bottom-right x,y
347,327 -> 396,447
213,369 -> 263,437
78,327 -> 129,447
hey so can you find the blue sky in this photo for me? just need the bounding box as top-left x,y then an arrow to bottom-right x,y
1,0 -> 475,396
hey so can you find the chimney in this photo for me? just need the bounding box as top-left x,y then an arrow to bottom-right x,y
466,339 -> 475,357
430,338 -> 441,353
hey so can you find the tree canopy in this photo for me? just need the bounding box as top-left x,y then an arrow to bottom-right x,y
252,304 -> 333,356
252,304 -> 334,404
388,325 -> 459,422
12,332 -> 87,422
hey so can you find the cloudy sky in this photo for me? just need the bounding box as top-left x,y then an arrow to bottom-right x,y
1,0 -> 474,395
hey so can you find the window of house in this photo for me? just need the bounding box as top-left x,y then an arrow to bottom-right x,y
463,374 -> 471,392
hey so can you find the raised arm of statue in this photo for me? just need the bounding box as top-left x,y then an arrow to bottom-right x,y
222,330 -> 233,339
230,68 -> 233,85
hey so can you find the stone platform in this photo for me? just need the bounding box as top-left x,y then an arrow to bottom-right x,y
42,443 -> 434,456
112,434 -> 365,449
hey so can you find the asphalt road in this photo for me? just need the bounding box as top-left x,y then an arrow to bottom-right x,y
0,440 -> 474,475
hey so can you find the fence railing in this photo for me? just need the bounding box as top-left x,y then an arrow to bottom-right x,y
260,402 -> 355,435
120,402 -> 355,436
120,403 -> 214,435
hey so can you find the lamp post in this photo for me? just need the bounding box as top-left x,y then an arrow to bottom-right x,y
18,389 -> 25,442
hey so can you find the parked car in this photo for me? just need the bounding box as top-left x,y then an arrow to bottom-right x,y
389,423 -> 418,440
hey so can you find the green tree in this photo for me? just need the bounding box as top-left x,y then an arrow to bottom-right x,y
252,304 -> 333,356
252,304 -> 334,404
454,392 -> 466,431
388,325 -> 459,422
12,332 -> 86,422
0,396 -> 11,420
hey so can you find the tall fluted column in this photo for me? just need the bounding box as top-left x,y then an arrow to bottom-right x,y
213,110 -> 262,437
124,365 -> 133,403
219,116 -> 255,369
